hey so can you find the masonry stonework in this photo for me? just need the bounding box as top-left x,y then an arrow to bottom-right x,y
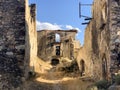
37,30 -> 81,63
1,0 -> 120,89
77,0 -> 120,80
0,0 -> 26,89
109,0 -> 120,76
0,0 -> 37,89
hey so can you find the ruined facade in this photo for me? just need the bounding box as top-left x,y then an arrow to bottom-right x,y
0,0 -> 37,89
37,30 -> 81,63
1,0 -> 120,89
77,0 -> 120,80
109,0 -> 120,78
25,0 -> 37,78
77,0 -> 110,80
0,0 -> 26,89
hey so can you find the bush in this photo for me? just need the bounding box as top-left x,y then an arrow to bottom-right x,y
95,80 -> 110,89
114,75 -> 120,85
61,60 -> 79,73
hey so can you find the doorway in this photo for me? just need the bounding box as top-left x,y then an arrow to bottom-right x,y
102,54 -> 107,79
80,60 -> 85,76
51,58 -> 59,66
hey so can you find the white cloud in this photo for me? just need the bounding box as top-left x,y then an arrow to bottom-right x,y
36,21 -> 81,33
66,25 -> 73,30
36,21 -> 62,30
66,25 -> 81,32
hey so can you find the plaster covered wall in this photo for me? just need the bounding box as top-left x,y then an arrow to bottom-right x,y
25,0 -> 37,77
77,0 -> 110,80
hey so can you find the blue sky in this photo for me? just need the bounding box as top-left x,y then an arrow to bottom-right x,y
29,0 -> 93,45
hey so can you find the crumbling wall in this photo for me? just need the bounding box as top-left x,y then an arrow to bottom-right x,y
0,0 -> 38,89
77,0 -> 110,80
109,0 -> 120,75
25,0 -> 37,77
37,30 -> 55,61
37,30 -> 79,61
92,0 -> 110,80
0,0 -> 26,89
77,22 -> 95,78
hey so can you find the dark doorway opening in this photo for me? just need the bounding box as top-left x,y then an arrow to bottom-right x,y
102,55 -> 107,79
51,59 -> 59,66
56,46 -> 60,56
80,60 -> 85,76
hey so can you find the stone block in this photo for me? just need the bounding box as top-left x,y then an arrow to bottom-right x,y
6,52 -> 13,56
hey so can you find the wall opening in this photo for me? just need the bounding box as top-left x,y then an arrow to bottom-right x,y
56,46 -> 60,56
102,54 -> 107,79
80,60 -> 85,76
55,33 -> 60,42
70,44 -> 74,60
51,58 -> 59,66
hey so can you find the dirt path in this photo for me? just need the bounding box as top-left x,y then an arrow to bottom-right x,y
24,71 -> 93,90
23,60 -> 93,90
24,78 -> 93,90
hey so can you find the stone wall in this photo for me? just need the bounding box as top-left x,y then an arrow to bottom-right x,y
77,0 -> 110,80
109,0 -> 120,76
37,30 -> 80,62
0,0 -> 38,89
25,0 -> 37,78
77,0 -> 120,80
0,0 -> 26,89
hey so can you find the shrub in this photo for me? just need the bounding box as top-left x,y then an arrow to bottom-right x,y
61,60 -> 79,73
114,75 -> 120,85
95,80 -> 110,89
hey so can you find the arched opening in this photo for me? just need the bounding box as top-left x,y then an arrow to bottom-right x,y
55,33 -> 60,42
80,60 -> 85,76
51,58 -> 59,66
102,54 -> 107,79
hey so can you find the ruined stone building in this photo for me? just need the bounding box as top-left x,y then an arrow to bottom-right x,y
77,0 -> 120,80
37,30 -> 81,64
0,0 -> 37,89
1,0 -> 120,89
